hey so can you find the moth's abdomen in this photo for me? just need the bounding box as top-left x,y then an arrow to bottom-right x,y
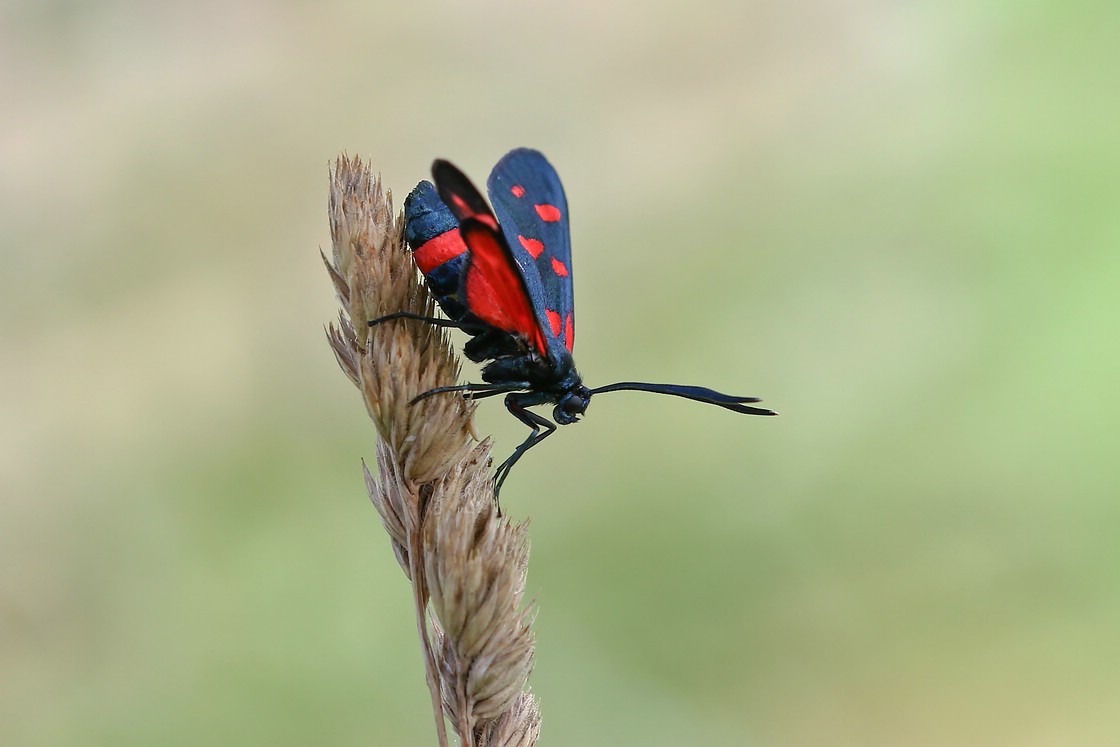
405,180 -> 469,319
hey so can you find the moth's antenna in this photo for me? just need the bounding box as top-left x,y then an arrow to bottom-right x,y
588,381 -> 777,416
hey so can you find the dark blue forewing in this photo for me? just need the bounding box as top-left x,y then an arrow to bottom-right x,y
487,149 -> 575,355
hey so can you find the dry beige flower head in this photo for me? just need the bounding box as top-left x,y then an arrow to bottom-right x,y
324,154 -> 539,747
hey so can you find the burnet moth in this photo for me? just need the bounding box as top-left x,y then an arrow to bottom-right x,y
371,148 -> 775,495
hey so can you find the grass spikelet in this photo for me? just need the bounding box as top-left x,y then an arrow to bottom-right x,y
424,443 -> 536,732
478,693 -> 542,747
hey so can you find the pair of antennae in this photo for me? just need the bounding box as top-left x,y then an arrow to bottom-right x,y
588,382 -> 777,416
369,313 -> 776,416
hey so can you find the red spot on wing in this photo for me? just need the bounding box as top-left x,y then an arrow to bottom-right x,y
470,212 -> 498,230
518,235 -> 545,258
551,257 -> 569,277
535,203 -> 562,222
545,309 -> 562,337
445,190 -> 498,229
460,222 -> 547,354
413,229 -> 467,274
450,193 -> 469,214
511,185 -> 525,198
563,312 -> 574,352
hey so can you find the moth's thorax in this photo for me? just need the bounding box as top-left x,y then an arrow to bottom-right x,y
479,346 -> 589,424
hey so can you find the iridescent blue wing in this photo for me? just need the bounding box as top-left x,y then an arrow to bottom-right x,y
487,148 -> 575,355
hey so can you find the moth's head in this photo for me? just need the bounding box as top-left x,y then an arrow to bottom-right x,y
554,385 -> 591,425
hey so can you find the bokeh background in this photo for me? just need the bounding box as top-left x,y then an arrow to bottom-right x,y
3,1 -> 1118,745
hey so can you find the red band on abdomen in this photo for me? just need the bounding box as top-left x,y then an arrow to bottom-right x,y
413,229 -> 467,274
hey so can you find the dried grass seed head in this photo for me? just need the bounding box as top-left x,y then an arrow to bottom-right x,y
326,154 -> 476,483
424,445 -> 536,723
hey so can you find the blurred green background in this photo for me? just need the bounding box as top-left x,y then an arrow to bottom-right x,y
3,1 -> 1118,745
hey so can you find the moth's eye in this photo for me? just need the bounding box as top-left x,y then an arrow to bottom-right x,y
556,390 -> 589,422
